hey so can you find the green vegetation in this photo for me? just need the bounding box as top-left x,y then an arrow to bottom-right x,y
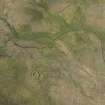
0,47 -> 7,56
0,0 -> 105,105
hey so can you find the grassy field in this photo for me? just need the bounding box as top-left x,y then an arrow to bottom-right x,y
0,0 -> 105,105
